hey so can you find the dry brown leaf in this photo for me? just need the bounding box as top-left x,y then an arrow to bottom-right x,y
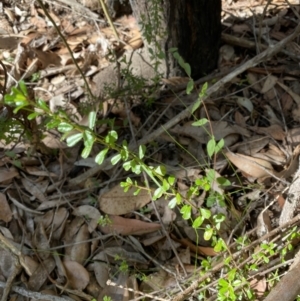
276,192 -> 285,209
161,77 -> 190,86
235,96 -> 253,112
247,72 -> 262,93
0,248 -> 14,278
223,133 -> 240,147
73,206 -> 101,220
250,277 -> 267,297
28,258 -> 56,291
0,193 -> 12,223
99,185 -> 151,215
30,16 -> 47,28
73,205 -> 101,232
176,247 -> 191,265
23,255 -> 39,276
277,80 -> 300,106
0,168 -> 19,183
64,217 -> 90,264
99,215 -> 161,236
219,44 -> 235,62
236,136 -> 270,155
21,178 -> 48,202
261,75 -> 278,93
256,210 -> 272,238
25,166 -> 58,178
253,147 -> 286,165
234,111 -> 246,127
36,199 -> 69,210
36,207 -> 68,240
288,127 -> 300,146
63,260 -> 90,290
249,124 -> 285,141
171,235 -> 217,256
94,261 -> 109,288
104,247 -> 147,264
33,223 -> 50,260
33,49 -> 61,68
140,269 -> 175,292
125,29 -> 143,49
42,131 -> 68,149
225,151 -> 275,179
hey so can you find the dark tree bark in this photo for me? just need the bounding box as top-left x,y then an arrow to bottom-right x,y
129,0 -> 221,79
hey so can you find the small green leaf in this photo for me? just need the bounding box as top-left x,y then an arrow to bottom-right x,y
83,130 -> 94,147
193,216 -> 204,228
66,133 -> 83,147
217,176 -> 231,186
204,227 -> 213,240
13,104 -> 28,114
37,99 -> 50,112
81,143 -> 93,158
139,145 -> 146,159
218,278 -> 228,288
200,208 -> 211,219
169,47 -> 178,54
27,112 -> 40,120
120,147 -> 129,161
105,130 -> 118,144
111,154 -> 121,165
153,186 -> 164,200
154,165 -> 166,176
58,122 -> 74,133
183,63 -> 191,77
180,205 -> 191,220
176,193 -> 182,205
200,82 -> 208,97
168,175 -> 175,185
206,169 -> 216,183
186,79 -> 194,94
215,138 -> 224,154
123,160 -> 132,171
191,98 -> 201,114
88,111 -> 97,129
19,81 -> 28,96
133,188 -> 141,196
168,197 -> 177,209
126,177 -> 133,184
207,137 -> 216,159
214,240 -> 224,252
162,179 -> 170,190
4,94 -> 15,105
130,159 -> 141,174
192,118 -> 208,126
46,119 -> 60,129
95,148 -> 109,165
11,87 -> 26,101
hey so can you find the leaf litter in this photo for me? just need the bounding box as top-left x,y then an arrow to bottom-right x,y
1,0 -> 300,300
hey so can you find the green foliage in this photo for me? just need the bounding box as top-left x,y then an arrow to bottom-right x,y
97,215 -> 112,226
3,14 -> 297,301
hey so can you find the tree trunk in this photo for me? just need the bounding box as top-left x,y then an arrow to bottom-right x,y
129,0 -> 221,79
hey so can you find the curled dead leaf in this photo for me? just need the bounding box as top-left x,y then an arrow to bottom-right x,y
225,151 -> 275,180
99,215 -> 161,236
0,193 -> 12,223
63,260 -> 90,290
